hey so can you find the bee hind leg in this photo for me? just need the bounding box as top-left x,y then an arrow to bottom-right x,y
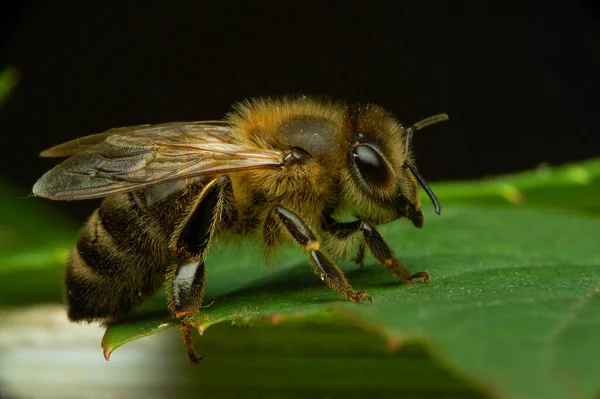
166,176 -> 236,364
269,206 -> 371,303
323,219 -> 431,283
166,254 -> 206,364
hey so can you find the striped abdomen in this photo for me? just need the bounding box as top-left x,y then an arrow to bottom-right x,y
65,182 -> 204,322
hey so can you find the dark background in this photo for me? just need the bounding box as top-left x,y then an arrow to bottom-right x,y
1,1 -> 599,219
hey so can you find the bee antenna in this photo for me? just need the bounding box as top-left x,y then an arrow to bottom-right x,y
405,113 -> 449,154
404,161 -> 441,215
402,113 -> 448,216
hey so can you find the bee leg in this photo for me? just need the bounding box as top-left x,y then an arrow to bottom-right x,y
324,219 -> 430,283
271,206 -> 371,303
168,254 -> 206,364
353,240 -> 366,267
166,177 -> 236,364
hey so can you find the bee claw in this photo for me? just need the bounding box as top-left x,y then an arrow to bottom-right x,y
179,320 -> 205,364
348,290 -> 372,303
408,271 -> 431,283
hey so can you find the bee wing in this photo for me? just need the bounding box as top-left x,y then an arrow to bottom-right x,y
39,121 -> 231,158
33,122 -> 284,200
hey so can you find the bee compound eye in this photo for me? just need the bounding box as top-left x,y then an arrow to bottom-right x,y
352,144 -> 388,185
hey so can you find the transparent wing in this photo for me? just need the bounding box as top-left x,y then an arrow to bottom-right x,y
39,121 -> 231,157
33,121 -> 284,200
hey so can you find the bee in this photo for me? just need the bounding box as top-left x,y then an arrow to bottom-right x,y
33,95 -> 448,364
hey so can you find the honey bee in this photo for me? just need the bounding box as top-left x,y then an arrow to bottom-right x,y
33,95 -> 448,364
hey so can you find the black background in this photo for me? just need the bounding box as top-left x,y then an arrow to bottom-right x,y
1,1 -> 599,219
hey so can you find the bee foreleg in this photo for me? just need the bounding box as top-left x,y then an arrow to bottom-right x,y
166,176 -> 236,364
324,219 -> 430,283
271,206 -> 371,303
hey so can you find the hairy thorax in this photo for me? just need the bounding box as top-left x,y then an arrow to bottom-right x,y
227,111 -> 349,235
229,157 -> 340,236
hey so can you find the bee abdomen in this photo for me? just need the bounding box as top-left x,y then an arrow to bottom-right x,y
65,195 -> 171,322
76,208 -> 138,279
65,246 -> 115,321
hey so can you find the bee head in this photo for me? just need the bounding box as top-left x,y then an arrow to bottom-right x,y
344,104 -> 447,227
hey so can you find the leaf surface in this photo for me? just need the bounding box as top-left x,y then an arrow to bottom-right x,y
2,158 -> 599,399
103,206 -> 600,399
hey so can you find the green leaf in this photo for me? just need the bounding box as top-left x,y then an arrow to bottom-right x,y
425,158 -> 600,216
159,323 -> 489,398
3,159 -> 600,398
102,205 -> 600,399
